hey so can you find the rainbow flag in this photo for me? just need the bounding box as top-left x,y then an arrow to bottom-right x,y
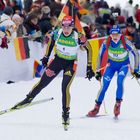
33,60 -> 44,78
14,37 -> 30,61
88,37 -> 107,74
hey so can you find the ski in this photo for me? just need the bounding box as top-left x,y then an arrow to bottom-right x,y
63,123 -> 69,131
113,116 -> 119,122
86,114 -> 108,118
0,97 -> 54,115
71,114 -> 108,120
62,118 -> 70,131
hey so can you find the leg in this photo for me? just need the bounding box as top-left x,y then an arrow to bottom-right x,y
114,65 -> 128,117
62,63 -> 76,124
96,66 -> 115,104
87,66 -> 115,117
116,65 -> 128,101
13,58 -> 62,108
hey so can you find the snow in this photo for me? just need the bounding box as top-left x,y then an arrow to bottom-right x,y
0,76 -> 140,140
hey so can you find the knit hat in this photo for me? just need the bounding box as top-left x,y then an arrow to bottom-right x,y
110,25 -> 121,34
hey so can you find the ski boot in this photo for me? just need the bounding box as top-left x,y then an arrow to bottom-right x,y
114,100 -> 122,117
12,95 -> 34,109
87,103 -> 101,117
62,108 -> 70,131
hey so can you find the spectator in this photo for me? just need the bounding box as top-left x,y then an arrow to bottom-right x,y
98,1 -> 111,18
16,0 -> 23,10
5,0 -> 11,6
30,8 -> 43,21
124,22 -> 140,50
0,6 -> 16,39
123,0 -> 135,20
43,0 -> 51,6
95,16 -> 110,37
0,28 -> 8,49
49,0 -> 63,17
135,7 -> 140,30
11,0 -> 21,14
0,0 -> 5,14
12,14 -> 22,28
39,6 -> 52,35
90,23 -> 100,38
24,14 -> 42,42
83,26 -> 91,39
80,6 -> 96,25
113,3 -> 121,16
23,0 -> 33,14
117,16 -> 126,31
12,14 -> 27,37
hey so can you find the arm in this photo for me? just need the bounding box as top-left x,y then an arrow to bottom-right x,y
85,43 -> 95,80
41,31 -> 56,67
77,32 -> 95,80
45,35 -> 55,58
77,33 -> 92,66
125,39 -> 139,71
84,42 -> 92,67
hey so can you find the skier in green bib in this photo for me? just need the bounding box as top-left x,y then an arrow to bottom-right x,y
87,25 -> 140,118
12,15 -> 95,127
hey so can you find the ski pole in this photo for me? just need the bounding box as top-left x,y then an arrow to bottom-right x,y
128,64 -> 140,87
133,76 -> 140,86
97,63 -> 110,114
96,63 -> 110,72
99,80 -> 107,114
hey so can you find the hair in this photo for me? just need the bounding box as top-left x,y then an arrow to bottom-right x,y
30,8 -> 42,15
12,14 -> 21,20
27,13 -> 38,22
3,6 -> 14,16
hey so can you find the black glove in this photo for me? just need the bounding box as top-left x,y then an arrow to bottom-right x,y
133,71 -> 140,78
95,71 -> 102,81
86,66 -> 95,81
40,55 -> 49,68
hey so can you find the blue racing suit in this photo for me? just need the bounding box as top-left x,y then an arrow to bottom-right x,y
96,37 -> 139,104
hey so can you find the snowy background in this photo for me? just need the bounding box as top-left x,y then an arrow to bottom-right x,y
0,76 -> 140,140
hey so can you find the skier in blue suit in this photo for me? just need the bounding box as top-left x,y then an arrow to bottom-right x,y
87,25 -> 140,118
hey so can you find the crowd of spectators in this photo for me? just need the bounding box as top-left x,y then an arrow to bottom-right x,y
79,0 -> 140,50
0,0 -> 63,47
0,0 -> 140,83
0,0 -> 140,49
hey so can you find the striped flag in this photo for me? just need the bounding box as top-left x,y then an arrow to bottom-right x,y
58,0 -> 85,34
33,60 -> 44,78
88,37 -> 107,74
14,37 -> 30,61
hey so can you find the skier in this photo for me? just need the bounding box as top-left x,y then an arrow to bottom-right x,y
12,16 -> 95,127
87,25 -> 140,118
